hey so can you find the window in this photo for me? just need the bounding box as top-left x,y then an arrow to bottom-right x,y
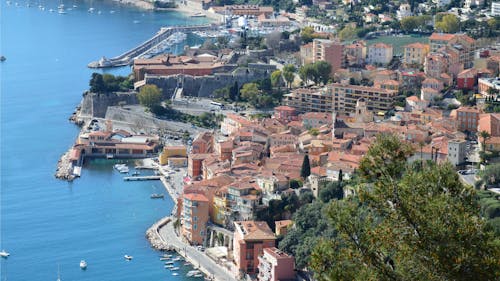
194,224 -> 197,230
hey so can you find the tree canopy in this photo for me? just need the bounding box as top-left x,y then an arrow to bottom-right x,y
89,73 -> 133,94
138,84 -> 162,109
435,14 -> 460,33
309,134 -> 500,280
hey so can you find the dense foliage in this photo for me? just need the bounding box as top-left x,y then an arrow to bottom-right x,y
151,103 -> 223,129
137,84 -> 162,109
309,134 -> 500,280
89,73 -> 133,94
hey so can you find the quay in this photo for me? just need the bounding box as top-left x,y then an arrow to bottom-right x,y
88,24 -> 218,68
123,175 -> 161,181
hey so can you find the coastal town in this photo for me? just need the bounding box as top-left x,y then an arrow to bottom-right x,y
47,0 -> 500,279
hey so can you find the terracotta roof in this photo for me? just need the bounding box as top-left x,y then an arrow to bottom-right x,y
406,95 -> 420,102
429,33 -> 455,41
404,42 -> 429,49
184,193 -> 209,202
235,221 -> 276,241
370,42 -> 392,49
274,106 -> 296,111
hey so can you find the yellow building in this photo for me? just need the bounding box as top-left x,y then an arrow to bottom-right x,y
159,145 -> 187,165
212,190 -> 228,226
403,42 -> 430,66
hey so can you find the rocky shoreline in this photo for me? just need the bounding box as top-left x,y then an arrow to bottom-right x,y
55,150 -> 76,181
146,216 -> 178,251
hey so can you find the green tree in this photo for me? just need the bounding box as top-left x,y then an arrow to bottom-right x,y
400,16 -> 418,32
319,181 -> 344,203
283,64 -> 296,88
314,61 -> 332,85
89,73 -> 106,94
300,26 -> 315,44
300,154 -> 311,179
240,82 -> 260,104
138,84 -> 162,109
478,163 -> 500,188
310,135 -> 500,281
299,63 -> 317,84
271,70 -> 283,89
339,25 -> 357,41
480,130 -> 491,154
435,14 -> 460,33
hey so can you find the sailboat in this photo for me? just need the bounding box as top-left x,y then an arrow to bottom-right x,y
88,0 -> 94,12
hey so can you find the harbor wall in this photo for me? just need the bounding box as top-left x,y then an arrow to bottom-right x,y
144,63 -> 277,98
80,91 -> 139,118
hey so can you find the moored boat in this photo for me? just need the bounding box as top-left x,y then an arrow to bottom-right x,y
0,250 -> 10,258
150,193 -> 164,199
80,260 -> 87,270
124,255 -> 133,260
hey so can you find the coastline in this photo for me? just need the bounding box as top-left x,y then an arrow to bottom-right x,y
113,0 -> 221,22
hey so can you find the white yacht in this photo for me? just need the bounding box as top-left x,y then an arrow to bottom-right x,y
88,7 -> 94,12
79,260 -> 87,270
172,273 -> 179,276
0,250 -> 10,258
124,255 -> 133,260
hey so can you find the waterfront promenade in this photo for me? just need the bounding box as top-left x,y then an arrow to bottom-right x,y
151,163 -> 237,281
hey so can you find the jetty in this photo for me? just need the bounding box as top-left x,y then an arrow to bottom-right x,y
124,175 -> 161,181
88,24 -> 217,68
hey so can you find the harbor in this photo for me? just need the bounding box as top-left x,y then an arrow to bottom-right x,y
87,24 -> 217,68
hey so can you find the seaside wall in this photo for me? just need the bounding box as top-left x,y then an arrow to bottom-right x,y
144,64 -> 276,98
80,91 -> 139,118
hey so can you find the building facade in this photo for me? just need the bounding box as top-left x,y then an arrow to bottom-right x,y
367,43 -> 393,65
447,139 -> 467,166
329,83 -> 398,115
257,247 -> 296,281
182,193 -> 210,245
233,221 -> 276,275
403,42 -> 430,65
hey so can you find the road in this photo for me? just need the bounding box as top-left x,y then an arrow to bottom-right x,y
158,219 -> 237,281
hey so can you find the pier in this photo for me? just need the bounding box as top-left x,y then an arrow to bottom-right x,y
123,175 -> 162,181
88,24 -> 217,68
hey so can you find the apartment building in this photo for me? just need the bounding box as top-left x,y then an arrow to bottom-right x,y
429,33 -> 475,68
478,77 -> 500,97
329,83 -> 398,115
403,42 -> 430,65
283,87 -> 333,113
257,247 -> 296,281
312,39 -> 344,74
233,221 -> 276,275
181,193 -> 209,245
456,106 -> 481,132
367,43 -> 393,65
447,139 -> 467,166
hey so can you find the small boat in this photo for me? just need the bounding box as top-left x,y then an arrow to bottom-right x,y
88,7 -> 94,12
0,56 -> 6,62
119,167 -> 129,173
171,267 -> 180,271
183,262 -> 191,266
162,254 -> 173,258
187,270 -> 201,277
172,273 -> 179,276
172,256 -> 183,261
194,274 -> 203,278
80,260 -> 87,270
109,10 -> 115,13
132,171 -> 140,176
165,261 -> 174,265
0,250 -> 10,258
150,193 -> 164,199
165,264 -> 174,269
160,257 -> 170,261
124,255 -> 133,260
49,8 -> 54,12
190,12 -> 206,17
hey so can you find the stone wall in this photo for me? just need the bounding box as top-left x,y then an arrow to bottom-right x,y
79,91 -> 138,118
144,64 -> 276,98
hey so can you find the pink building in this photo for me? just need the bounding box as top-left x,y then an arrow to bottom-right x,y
312,39 -> 344,75
257,247 -> 296,281
273,106 -> 297,123
181,193 -> 209,245
233,221 -> 276,275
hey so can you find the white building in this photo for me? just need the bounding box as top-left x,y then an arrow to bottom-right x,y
397,3 -> 413,20
464,0 -> 484,9
492,2 -> 500,15
367,43 -> 393,65
432,0 -> 451,8
447,139 -> 467,166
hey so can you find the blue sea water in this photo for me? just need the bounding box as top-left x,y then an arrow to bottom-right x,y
1,1 -> 206,280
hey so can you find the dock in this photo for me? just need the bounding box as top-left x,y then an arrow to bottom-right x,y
88,24 -> 217,68
124,175 -> 162,181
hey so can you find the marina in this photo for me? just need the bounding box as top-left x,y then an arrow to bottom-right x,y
123,175 -> 162,181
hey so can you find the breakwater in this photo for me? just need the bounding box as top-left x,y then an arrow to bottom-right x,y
88,24 -> 217,68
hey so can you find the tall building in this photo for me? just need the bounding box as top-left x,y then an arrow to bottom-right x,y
233,221 -> 276,275
257,247 -> 296,281
312,39 -> 344,74
181,193 -> 209,245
